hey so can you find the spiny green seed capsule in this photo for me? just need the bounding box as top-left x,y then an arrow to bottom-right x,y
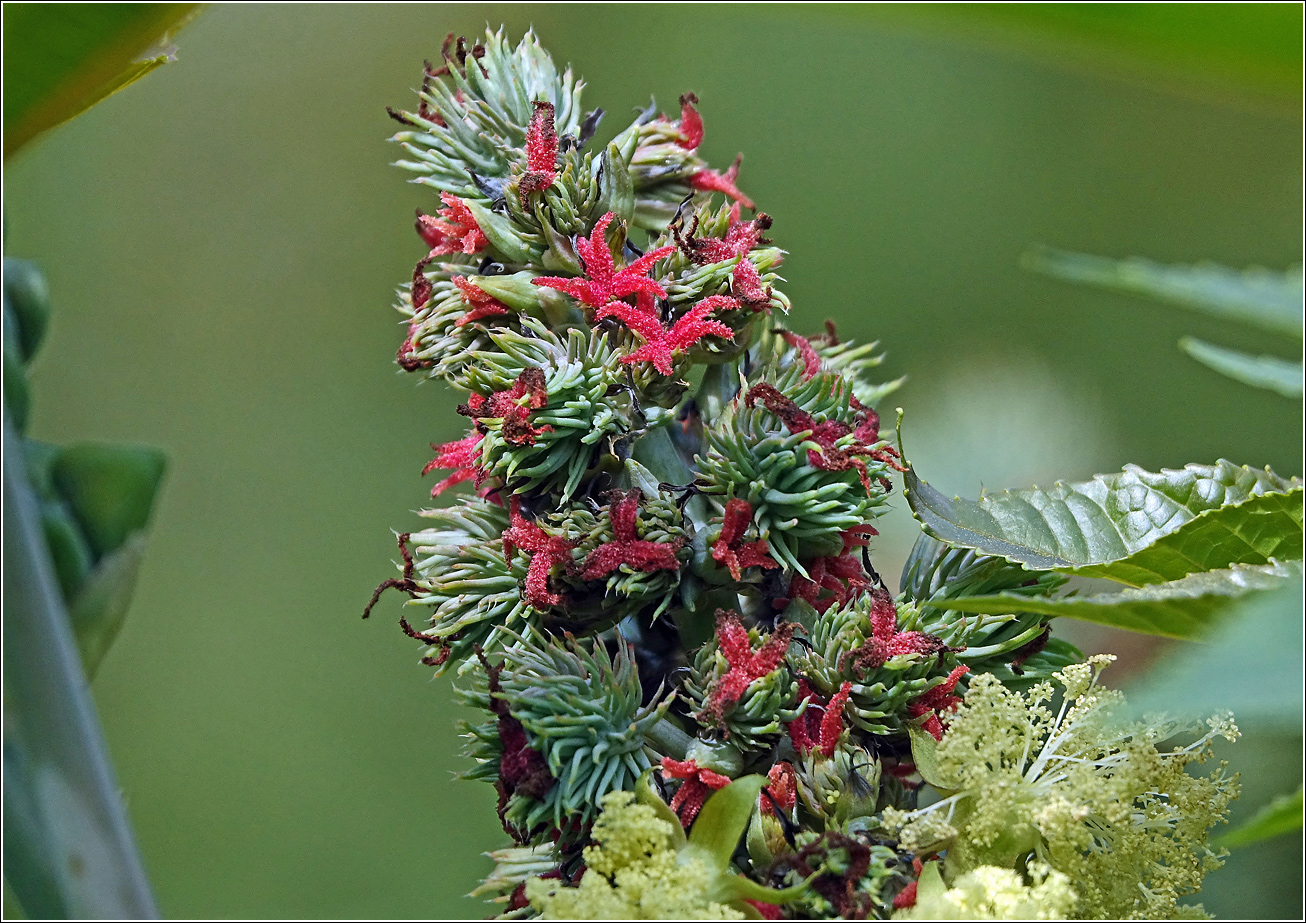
459,630 -> 670,840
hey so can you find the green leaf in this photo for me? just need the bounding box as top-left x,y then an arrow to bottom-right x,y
686,775 -> 766,872
1179,337 -> 1303,398
69,533 -> 148,676
635,769 -> 686,850
905,461 -> 1302,586
1127,574 -> 1302,726
915,858 -> 947,902
623,458 -> 662,500
1217,787 -> 1303,849
51,444 -> 166,559
3,3 -> 199,160
39,500 -> 94,601
945,560 -> 1302,640
1024,248 -> 1302,337
464,200 -> 537,265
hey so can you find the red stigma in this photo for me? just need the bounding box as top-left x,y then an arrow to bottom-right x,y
710,499 -> 778,581
701,611 -> 793,728
579,490 -> 683,580
533,212 -> 677,311
519,101 -> 559,203
661,757 -> 731,827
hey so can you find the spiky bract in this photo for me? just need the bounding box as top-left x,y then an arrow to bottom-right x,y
467,323 -> 636,499
696,372 -> 893,573
788,596 -> 957,737
392,30 -> 585,206
681,625 -> 801,748
402,499 -> 532,671
461,631 -> 671,837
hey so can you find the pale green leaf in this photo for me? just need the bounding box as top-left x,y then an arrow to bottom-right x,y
686,775 -> 766,872
68,533 -> 148,676
945,560 -> 1301,640
1217,787 -> 1303,849
1179,337 -> 1303,398
905,461 -> 1302,586
635,769 -> 686,851
1024,247 -> 1302,336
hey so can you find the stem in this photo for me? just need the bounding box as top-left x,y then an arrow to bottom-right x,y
2,411 -> 159,919
644,715 -> 693,760
694,360 -> 739,426
630,423 -> 694,485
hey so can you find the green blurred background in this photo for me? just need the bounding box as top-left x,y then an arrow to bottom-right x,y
3,4 -> 1301,918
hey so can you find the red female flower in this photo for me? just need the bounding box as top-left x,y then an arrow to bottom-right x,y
789,679 -> 853,758
416,192 -> 489,255
519,101 -> 558,203
532,212 -> 677,310
452,275 -> 512,327
745,383 -> 878,493
502,497 -> 576,609
675,208 -> 774,310
781,330 -> 822,380
908,665 -> 970,741
579,490 -> 683,580
893,858 -> 926,910
690,154 -> 755,210
661,757 -> 732,826
761,761 -> 797,816
701,611 -> 793,727
597,295 -> 735,376
421,430 -> 484,497
781,527 -> 875,614
676,93 -> 704,150
710,499 -> 778,580
677,207 -> 770,264
467,368 -> 552,446
840,584 -> 955,677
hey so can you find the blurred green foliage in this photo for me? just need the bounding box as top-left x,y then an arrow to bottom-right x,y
881,2 -> 1303,103
2,4 -> 1300,919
